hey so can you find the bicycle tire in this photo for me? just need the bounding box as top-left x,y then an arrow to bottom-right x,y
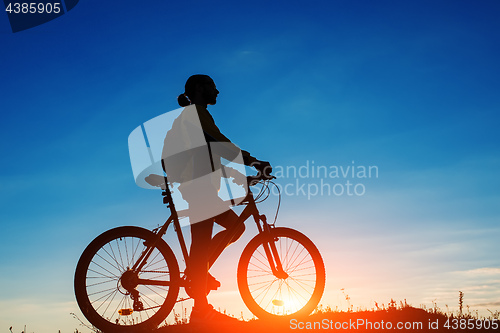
74,226 -> 180,332
237,227 -> 325,319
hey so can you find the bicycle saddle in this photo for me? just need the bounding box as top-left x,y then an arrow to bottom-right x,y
145,174 -> 168,189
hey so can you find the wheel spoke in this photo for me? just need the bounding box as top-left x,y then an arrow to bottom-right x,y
107,242 -> 126,272
247,278 -> 278,287
249,252 -> 273,273
101,246 -> 125,272
88,286 -> 117,298
89,261 -> 121,280
115,238 -> 126,272
87,267 -> 119,280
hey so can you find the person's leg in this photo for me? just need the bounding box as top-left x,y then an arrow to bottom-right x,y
189,218 -> 214,310
188,217 -> 239,323
208,209 -> 245,268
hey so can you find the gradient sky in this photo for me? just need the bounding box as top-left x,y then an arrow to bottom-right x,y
1,0 -> 499,331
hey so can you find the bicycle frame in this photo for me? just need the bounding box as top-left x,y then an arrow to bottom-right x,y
129,175 -> 287,291
74,171 -> 325,329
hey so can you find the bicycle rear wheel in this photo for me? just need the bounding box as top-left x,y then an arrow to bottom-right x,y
74,226 -> 179,332
237,227 -> 325,319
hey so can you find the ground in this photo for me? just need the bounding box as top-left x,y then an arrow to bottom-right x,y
155,307 -> 499,333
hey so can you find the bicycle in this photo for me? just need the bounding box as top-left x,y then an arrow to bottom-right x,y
74,172 -> 326,332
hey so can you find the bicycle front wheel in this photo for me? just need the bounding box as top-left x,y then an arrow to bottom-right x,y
74,226 -> 180,333
238,227 -> 325,319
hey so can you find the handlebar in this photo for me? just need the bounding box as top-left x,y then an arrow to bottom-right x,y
229,171 -> 274,187
248,173 -> 275,181
246,173 -> 275,186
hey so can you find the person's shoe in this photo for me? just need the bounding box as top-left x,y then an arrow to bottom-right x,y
184,268 -> 221,293
206,273 -> 221,292
190,304 -> 238,325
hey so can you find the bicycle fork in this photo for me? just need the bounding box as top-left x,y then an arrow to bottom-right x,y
258,217 -> 289,280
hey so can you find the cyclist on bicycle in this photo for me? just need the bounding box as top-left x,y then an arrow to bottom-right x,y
162,74 -> 271,322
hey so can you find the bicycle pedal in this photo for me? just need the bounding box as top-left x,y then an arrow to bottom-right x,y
207,275 -> 221,291
272,300 -> 284,306
118,308 -> 134,316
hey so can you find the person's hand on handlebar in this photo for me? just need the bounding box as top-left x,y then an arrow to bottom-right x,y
246,160 -> 274,185
229,160 -> 274,186
251,160 -> 273,179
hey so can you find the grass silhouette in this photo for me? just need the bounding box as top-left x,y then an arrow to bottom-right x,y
10,295 -> 499,333
155,296 -> 499,333
11,293 -> 494,332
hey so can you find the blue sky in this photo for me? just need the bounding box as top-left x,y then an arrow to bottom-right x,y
1,0 -> 499,331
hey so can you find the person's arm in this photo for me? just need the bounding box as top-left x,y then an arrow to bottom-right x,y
197,106 -> 272,177
198,106 -> 259,166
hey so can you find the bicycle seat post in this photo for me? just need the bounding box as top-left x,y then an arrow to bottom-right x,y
160,175 -> 176,214
160,174 -> 190,269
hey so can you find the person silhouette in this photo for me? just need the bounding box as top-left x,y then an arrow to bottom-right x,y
161,74 -> 271,323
